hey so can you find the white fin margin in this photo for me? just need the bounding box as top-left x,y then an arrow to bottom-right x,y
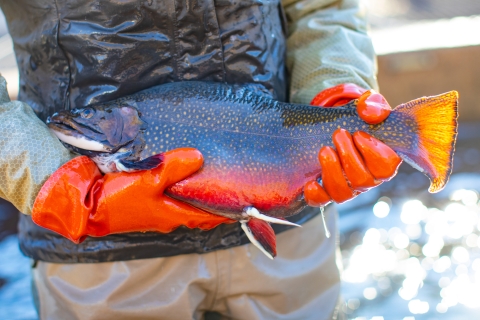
240,221 -> 274,260
244,207 -> 301,227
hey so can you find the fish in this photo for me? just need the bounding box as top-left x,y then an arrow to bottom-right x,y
47,81 -> 458,259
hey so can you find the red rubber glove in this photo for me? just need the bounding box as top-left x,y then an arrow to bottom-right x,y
32,148 -> 234,243
304,84 -> 402,206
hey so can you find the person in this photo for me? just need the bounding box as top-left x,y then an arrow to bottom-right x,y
0,0 -> 400,318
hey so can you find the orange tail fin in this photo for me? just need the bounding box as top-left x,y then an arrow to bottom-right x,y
394,91 -> 459,193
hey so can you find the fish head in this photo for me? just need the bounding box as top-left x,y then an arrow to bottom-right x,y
47,105 -> 147,157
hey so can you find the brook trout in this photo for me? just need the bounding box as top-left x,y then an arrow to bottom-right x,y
47,82 -> 458,258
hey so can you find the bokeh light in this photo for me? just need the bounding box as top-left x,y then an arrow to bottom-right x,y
373,201 -> 390,218
341,185 -> 480,318
363,287 -> 378,300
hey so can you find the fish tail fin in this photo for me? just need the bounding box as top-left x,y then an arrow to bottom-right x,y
394,91 -> 459,193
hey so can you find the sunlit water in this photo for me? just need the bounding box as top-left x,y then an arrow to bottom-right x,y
338,172 -> 480,319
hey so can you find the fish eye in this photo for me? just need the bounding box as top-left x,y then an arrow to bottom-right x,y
81,108 -> 95,119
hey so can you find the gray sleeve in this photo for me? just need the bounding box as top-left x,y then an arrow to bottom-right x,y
0,75 -> 73,214
283,0 -> 378,104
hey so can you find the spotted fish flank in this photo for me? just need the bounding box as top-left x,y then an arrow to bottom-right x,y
47,82 -> 458,258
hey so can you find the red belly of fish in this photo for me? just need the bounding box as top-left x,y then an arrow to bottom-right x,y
166,164 -> 321,218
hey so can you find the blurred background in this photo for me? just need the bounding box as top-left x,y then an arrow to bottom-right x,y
1,0 -> 480,319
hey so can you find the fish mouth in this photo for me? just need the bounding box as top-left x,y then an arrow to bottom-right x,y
47,113 -> 106,134
47,118 -> 110,152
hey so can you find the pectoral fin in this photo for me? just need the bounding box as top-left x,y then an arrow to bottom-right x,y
244,206 -> 301,227
116,154 -> 162,172
241,219 -> 276,259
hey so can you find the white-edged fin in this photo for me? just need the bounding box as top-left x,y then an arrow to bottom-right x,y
114,155 -> 162,173
240,221 -> 274,259
244,206 -> 301,227
50,129 -> 107,152
320,206 -> 331,238
114,160 -> 132,173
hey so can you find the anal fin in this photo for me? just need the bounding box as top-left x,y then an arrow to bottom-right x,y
116,154 -> 162,172
241,219 -> 276,259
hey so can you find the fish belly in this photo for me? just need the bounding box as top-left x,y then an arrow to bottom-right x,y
146,124 -> 323,219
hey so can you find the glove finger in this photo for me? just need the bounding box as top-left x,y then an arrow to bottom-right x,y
357,90 -> 391,124
319,146 -> 356,203
95,147 -> 204,200
160,196 -> 234,231
96,165 -> 233,235
94,184 -> 234,235
332,129 -> 380,191
332,98 -> 353,107
304,180 -> 331,207
159,148 -> 204,187
310,83 -> 367,107
353,131 -> 402,181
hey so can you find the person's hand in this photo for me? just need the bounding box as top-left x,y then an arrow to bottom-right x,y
32,148 -> 234,243
0,75 -> 74,215
304,84 -> 402,206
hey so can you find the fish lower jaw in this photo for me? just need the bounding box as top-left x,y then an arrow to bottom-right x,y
49,129 -> 107,152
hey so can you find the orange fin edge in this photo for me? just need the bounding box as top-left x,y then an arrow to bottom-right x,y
394,91 -> 459,193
